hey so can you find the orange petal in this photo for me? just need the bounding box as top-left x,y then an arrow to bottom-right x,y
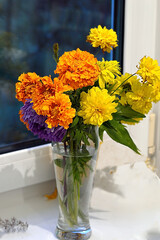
45,187 -> 58,200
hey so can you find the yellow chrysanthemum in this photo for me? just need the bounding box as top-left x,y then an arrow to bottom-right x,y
86,25 -> 118,53
97,58 -> 121,88
119,92 -> 127,105
54,48 -> 100,90
78,87 -> 117,126
117,73 -> 139,87
116,73 -> 140,104
137,56 -> 160,84
125,81 -> 152,114
150,80 -> 160,103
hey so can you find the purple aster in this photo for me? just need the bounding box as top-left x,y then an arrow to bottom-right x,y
20,99 -> 67,142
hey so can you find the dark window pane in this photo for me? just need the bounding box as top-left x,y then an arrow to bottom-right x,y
0,0 -> 124,153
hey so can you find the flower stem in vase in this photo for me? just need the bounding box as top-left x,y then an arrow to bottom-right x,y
62,141 -> 67,207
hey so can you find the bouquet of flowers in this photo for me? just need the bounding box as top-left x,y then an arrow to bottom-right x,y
15,25 -> 160,236
16,25 -> 160,154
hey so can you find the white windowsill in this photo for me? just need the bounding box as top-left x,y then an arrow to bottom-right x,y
0,0 -> 159,193
0,144 -> 55,193
0,162 -> 160,239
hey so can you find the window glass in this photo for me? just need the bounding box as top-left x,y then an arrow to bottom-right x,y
0,0 -> 124,153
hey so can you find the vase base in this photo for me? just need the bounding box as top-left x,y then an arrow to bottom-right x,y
56,226 -> 92,240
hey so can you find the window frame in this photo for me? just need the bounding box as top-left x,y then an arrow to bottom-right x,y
0,139 -> 49,154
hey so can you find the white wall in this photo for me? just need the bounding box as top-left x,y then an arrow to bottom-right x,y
153,0 -> 160,174
123,0 -> 158,156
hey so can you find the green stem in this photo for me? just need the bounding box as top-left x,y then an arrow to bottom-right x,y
60,134 -> 92,227
67,173 -> 76,223
77,181 -> 80,200
95,48 -> 101,57
60,136 -> 79,226
70,137 -> 79,223
58,196 -> 75,226
111,73 -> 136,96
73,182 -> 78,221
63,142 -> 67,207
78,209 -> 88,222
53,55 -> 58,64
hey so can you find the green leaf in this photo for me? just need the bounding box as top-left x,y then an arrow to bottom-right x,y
116,104 -> 145,119
86,126 -> 99,149
82,133 -> 90,145
99,120 -> 140,154
82,144 -> 90,155
99,125 -> 105,141
75,129 -> 83,144
70,116 -> 79,128
54,158 -> 64,168
112,113 -> 139,122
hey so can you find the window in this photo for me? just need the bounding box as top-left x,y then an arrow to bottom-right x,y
0,0 -> 125,154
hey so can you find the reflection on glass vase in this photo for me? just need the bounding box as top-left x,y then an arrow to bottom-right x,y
52,126 -> 99,240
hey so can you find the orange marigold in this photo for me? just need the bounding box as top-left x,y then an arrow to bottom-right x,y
52,77 -> 72,93
54,48 -> 100,90
31,76 -> 55,103
34,93 -> 76,129
32,77 -> 72,115
16,72 -> 40,103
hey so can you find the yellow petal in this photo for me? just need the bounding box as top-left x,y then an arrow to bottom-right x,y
99,75 -> 105,89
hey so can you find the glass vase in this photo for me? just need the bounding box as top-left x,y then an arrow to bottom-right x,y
52,126 -> 99,240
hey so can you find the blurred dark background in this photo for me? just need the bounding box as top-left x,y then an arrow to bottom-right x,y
0,0 -> 125,153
